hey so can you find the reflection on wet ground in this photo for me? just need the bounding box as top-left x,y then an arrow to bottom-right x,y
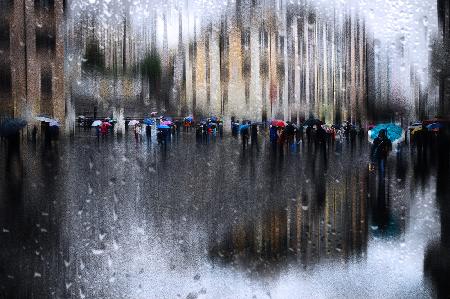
0,131 -> 444,298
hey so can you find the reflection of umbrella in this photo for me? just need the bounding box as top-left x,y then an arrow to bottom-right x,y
157,125 -> 170,129
370,123 -> 403,142
128,120 -> 140,126
427,122 -> 444,130
271,120 -> 286,127
35,116 -> 54,122
91,120 -> 102,127
144,118 -> 155,125
0,118 -> 27,137
161,120 -> 173,126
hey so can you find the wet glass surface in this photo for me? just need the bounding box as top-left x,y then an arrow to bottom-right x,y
0,131 -> 441,298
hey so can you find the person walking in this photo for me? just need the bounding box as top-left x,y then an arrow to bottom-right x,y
134,124 -> 141,143
370,129 -> 392,177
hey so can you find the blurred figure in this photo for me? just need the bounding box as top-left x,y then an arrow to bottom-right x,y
371,129 -> 392,177
31,125 -> 37,143
146,124 -> 152,142
134,124 -> 141,143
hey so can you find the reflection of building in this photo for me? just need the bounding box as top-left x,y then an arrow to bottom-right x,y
69,2 -> 368,124
0,0 -> 65,122
438,0 -> 450,116
185,6 -> 368,123
209,168 -> 369,266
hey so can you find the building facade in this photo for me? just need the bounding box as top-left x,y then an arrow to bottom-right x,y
0,0 -> 65,123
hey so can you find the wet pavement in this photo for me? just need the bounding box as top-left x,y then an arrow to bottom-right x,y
0,130 -> 444,298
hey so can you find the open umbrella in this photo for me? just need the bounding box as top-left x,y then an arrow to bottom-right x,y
0,118 -> 27,137
128,120 -> 140,126
303,118 -> 323,127
184,116 -> 193,122
35,115 -> 54,122
427,122 -> 444,130
91,120 -> 102,127
161,120 -> 173,126
49,121 -> 60,127
271,119 -> 286,127
144,118 -> 155,125
239,124 -> 250,133
157,124 -> 171,129
408,122 -> 422,130
369,123 -> 403,143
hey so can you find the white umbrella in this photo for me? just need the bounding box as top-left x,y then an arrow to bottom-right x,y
128,120 -> 139,126
35,116 -> 54,122
49,121 -> 60,127
91,120 -> 102,127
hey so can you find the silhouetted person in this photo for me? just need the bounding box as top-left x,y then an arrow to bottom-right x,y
371,129 -> 392,177
146,125 -> 152,142
251,124 -> 258,146
31,126 -> 37,143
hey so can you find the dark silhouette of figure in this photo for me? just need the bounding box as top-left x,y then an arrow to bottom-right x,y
371,129 -> 392,177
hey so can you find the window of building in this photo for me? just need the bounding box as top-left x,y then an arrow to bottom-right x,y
0,64 -> 11,95
0,23 -> 9,50
35,27 -> 56,53
0,0 -> 13,15
34,0 -> 54,11
40,69 -> 52,98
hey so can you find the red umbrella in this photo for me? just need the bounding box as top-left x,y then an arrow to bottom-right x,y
271,119 -> 286,127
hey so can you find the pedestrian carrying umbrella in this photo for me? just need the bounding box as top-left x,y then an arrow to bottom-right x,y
91,120 -> 102,127
0,118 -> 27,137
271,119 -> 286,127
144,118 -> 155,125
128,120 -> 140,126
426,122 -> 444,130
369,123 -> 404,143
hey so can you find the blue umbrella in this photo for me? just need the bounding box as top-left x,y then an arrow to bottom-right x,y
208,122 -> 218,128
184,116 -> 193,122
370,123 -> 403,142
157,125 -> 170,129
426,122 -> 444,130
239,124 -> 249,133
144,118 -> 155,125
0,118 -> 27,137
210,116 -> 218,122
